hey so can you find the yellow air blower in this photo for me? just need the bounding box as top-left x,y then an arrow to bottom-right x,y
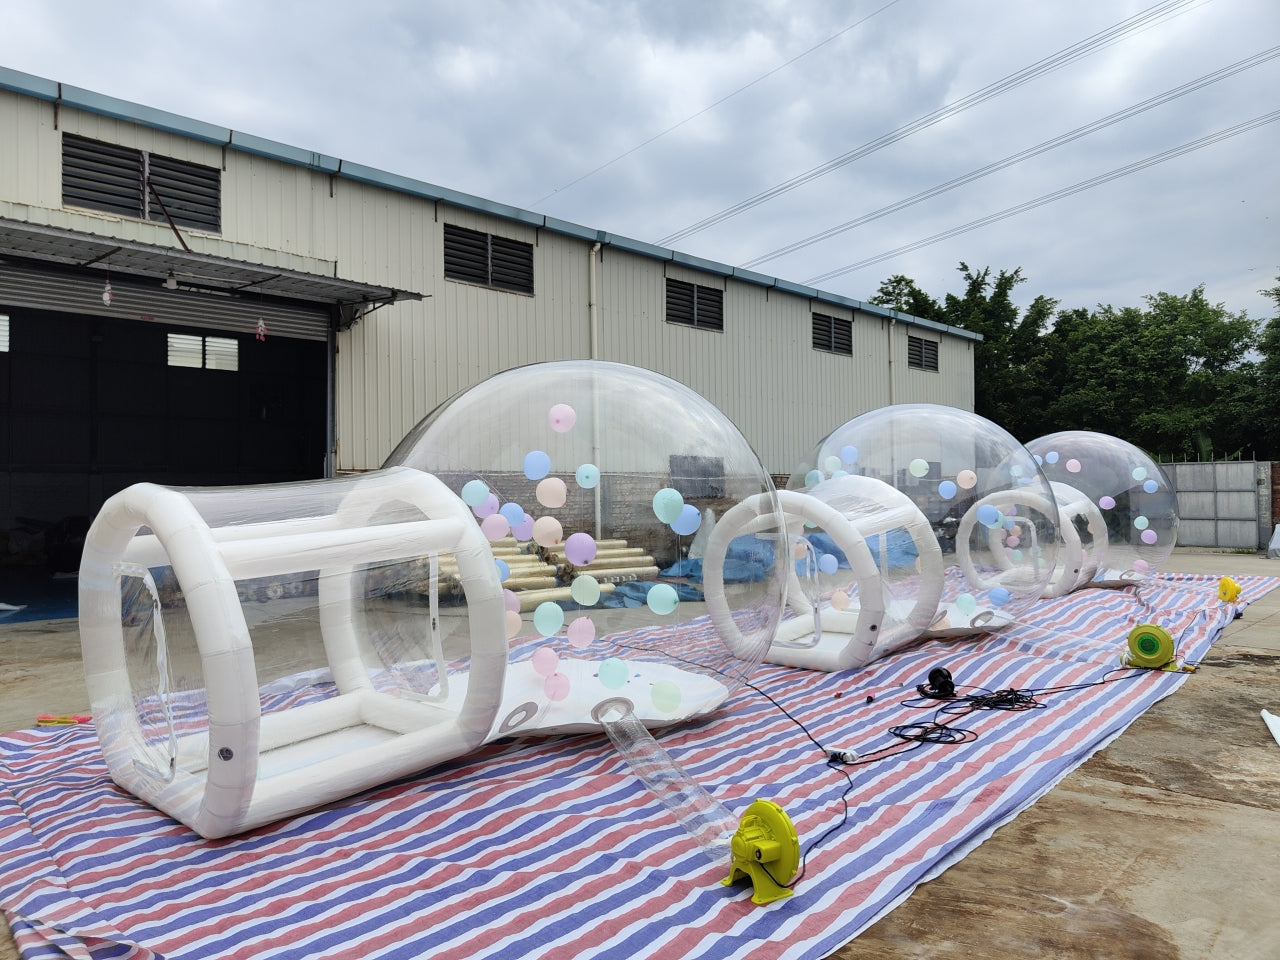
1122,623 -> 1192,672
723,799 -> 801,905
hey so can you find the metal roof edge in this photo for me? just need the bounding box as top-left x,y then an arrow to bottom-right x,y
0,65 -> 58,100
229,131 -> 339,172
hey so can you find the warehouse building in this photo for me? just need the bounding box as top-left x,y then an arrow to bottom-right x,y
0,65 -> 978,569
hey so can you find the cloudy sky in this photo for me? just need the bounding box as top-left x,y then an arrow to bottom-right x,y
5,0 -> 1278,320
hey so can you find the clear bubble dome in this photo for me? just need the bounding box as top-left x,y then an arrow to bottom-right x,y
1026,431 -> 1178,586
786,403 -> 1060,644
386,360 -> 787,736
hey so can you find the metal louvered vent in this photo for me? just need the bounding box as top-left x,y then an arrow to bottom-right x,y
443,224 -> 534,294
812,313 -> 852,355
148,154 -> 221,231
666,278 -> 723,332
489,235 -> 534,294
63,134 -> 143,219
62,134 -> 221,233
907,335 -> 939,371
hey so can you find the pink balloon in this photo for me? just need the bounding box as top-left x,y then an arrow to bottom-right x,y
531,646 -> 559,678
567,616 -> 595,649
548,403 -> 577,433
503,589 -> 521,613
536,476 -> 568,508
480,513 -> 510,541
504,610 -> 522,639
533,516 -> 564,547
544,672 -> 570,701
564,532 -> 598,566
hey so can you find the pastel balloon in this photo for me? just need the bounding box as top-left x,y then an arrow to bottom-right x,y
565,532 -> 598,566
567,616 -> 595,648
499,502 -> 525,525
512,513 -> 535,541
1045,451 -> 1059,464
570,574 -> 601,606
544,673 -> 570,702
938,480 -> 957,500
1142,479 -> 1158,494
1141,529 -> 1158,544
548,403 -> 577,432
1065,458 -> 1081,473
532,515 -> 563,547
598,657 -> 628,689
1131,466 -> 1148,481
480,514 -> 510,541
652,487 -> 684,524
908,458 -> 930,478
1098,496 -> 1116,510
575,463 -> 600,489
460,479 -> 490,507
957,469 -> 978,489
823,455 -> 842,473
504,589 -> 521,613
840,445 -> 858,464
536,477 -> 568,508
830,590 -> 851,610
474,493 -> 499,519
531,646 -> 559,677
990,586 -> 1012,606
818,553 -> 839,575
523,450 -> 551,481
976,504 -> 1000,528
504,610 -> 522,639
1133,515 -> 1149,530
671,504 -> 702,536
805,469 -> 824,488
646,583 -> 679,615
650,680 -> 682,714
494,558 -> 511,581
533,601 -> 565,636
956,593 -> 977,617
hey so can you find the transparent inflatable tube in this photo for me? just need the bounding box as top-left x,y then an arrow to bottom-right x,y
80,467 -> 508,839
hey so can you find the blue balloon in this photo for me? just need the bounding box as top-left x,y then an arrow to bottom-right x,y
938,480 -> 957,500
499,502 -> 525,525
818,553 -> 839,575
671,504 -> 702,536
523,450 -> 552,481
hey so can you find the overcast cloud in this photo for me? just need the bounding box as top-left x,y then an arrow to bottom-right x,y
5,0 -> 1278,320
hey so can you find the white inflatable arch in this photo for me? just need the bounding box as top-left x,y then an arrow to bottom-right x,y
79,467 -> 507,839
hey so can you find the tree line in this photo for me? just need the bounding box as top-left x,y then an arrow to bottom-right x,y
869,264 -> 1280,462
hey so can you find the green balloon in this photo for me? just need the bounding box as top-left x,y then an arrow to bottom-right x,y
598,657 -> 628,689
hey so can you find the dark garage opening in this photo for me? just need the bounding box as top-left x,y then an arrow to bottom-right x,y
1,304 -> 327,618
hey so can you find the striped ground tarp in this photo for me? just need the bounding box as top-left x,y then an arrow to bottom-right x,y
1,572 -> 1272,960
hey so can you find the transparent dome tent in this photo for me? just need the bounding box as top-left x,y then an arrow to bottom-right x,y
744,404 -> 1062,671
385,360 -> 789,740
1025,431 -> 1179,593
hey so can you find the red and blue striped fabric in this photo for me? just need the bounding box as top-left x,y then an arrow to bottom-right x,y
1,573 -> 1270,960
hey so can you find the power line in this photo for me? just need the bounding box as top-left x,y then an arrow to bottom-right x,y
525,0 -> 905,208
656,0 -> 1204,247
742,44 -> 1280,268
802,109 -> 1280,286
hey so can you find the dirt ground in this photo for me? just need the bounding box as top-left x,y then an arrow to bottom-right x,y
2,550 -> 1278,959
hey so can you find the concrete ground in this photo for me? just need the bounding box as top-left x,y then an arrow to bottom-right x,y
2,550 -> 1277,959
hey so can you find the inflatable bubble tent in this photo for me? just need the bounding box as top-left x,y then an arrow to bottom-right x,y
385,359 -> 788,738
1025,431 -> 1179,591
766,404 -> 1061,670
79,467 -> 508,838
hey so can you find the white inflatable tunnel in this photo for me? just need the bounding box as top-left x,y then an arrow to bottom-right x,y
79,467 -> 508,839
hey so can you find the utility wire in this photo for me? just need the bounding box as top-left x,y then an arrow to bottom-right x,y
802,108 -> 1280,286
656,0 -> 1203,246
742,44 -> 1280,269
526,0 -> 905,208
